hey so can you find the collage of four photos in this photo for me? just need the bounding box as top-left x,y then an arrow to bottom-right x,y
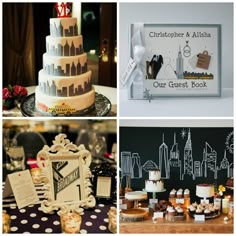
1,1 -> 234,234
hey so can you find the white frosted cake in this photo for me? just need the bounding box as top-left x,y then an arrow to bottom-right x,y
145,169 -> 164,192
125,191 -> 147,200
196,184 -> 214,198
149,169 -> 161,180
35,17 -> 95,116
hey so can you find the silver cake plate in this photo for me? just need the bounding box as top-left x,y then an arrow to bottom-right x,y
20,93 -> 112,117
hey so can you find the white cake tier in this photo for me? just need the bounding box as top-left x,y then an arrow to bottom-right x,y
145,180 -> 164,192
50,17 -> 78,37
125,191 -> 147,200
38,70 -> 92,97
43,53 -> 88,76
46,35 -> 84,56
149,170 -> 161,181
35,86 -> 95,114
196,184 -> 214,198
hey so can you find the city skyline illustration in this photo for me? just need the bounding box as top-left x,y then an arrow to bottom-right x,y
50,21 -> 78,37
46,40 -> 84,57
39,77 -> 92,97
121,129 -> 233,181
44,60 -> 88,77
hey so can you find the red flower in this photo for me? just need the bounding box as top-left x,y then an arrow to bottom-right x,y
2,87 -> 12,99
13,85 -> 28,97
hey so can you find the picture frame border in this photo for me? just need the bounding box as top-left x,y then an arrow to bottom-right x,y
128,23 -> 221,99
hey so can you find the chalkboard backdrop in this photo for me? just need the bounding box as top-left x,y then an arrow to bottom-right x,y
120,127 -> 233,202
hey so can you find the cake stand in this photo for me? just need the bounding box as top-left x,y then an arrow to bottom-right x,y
125,191 -> 147,208
20,93 -> 112,117
143,188 -> 166,199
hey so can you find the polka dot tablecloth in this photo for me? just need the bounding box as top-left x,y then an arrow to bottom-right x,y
3,183 -> 115,233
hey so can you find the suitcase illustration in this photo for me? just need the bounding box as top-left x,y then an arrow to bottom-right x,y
196,50 -> 211,70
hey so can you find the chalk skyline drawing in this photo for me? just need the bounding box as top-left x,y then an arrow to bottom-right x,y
120,129 -> 234,181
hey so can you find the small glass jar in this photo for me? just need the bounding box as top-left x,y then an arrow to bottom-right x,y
60,212 -> 82,233
2,212 -> 11,233
30,168 -> 42,184
108,207 -> 117,233
222,198 -> 229,214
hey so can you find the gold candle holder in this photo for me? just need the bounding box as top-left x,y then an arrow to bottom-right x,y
108,207 -> 117,233
60,212 -> 82,233
2,212 -> 10,233
30,168 -> 42,184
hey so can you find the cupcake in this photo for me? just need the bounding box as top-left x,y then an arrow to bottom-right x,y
201,201 -> 207,208
176,207 -> 184,216
176,189 -> 183,198
209,206 -> 215,216
204,208 -> 211,217
167,207 -> 176,216
169,189 -> 176,198
214,206 -> 220,214
195,208 -> 203,215
192,202 -> 198,208
189,205 -> 196,214
184,189 -> 190,198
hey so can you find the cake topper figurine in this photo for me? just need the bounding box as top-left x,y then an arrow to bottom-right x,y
55,2 -> 72,18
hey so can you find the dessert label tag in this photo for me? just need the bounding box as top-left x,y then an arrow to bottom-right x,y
3,170 -> 39,209
194,214 -> 205,222
149,198 -> 158,204
120,58 -> 136,86
176,198 -> 184,204
119,204 -> 127,210
200,199 -> 209,204
154,211 -> 164,218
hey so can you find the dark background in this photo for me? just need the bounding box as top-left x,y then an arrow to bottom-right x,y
120,127 -> 233,202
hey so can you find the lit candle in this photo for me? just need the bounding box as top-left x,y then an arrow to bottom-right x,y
30,168 -> 42,184
222,198 -> 229,214
60,212 -> 82,233
2,212 -> 10,233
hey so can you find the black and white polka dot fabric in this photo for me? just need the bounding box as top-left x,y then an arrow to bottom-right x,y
3,183 -> 114,233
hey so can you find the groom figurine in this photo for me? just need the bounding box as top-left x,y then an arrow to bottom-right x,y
150,54 -> 163,79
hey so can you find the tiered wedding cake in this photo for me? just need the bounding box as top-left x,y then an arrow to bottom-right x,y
35,17 -> 95,116
145,169 -> 164,192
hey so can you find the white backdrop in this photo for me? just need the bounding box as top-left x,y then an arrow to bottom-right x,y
119,2 -> 233,88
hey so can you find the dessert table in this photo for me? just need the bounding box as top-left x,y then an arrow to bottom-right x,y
3,182 -> 114,234
120,212 -> 233,233
3,85 -> 117,117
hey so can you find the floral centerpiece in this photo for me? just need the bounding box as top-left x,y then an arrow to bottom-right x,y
2,85 -> 28,110
215,184 -> 226,198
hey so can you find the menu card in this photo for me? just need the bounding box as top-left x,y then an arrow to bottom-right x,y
3,170 -> 39,209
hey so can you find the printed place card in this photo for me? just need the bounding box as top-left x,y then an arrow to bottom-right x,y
3,170 -> 39,209
176,198 -> 184,204
154,211 -> 164,218
194,214 -> 205,222
149,198 -> 158,204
